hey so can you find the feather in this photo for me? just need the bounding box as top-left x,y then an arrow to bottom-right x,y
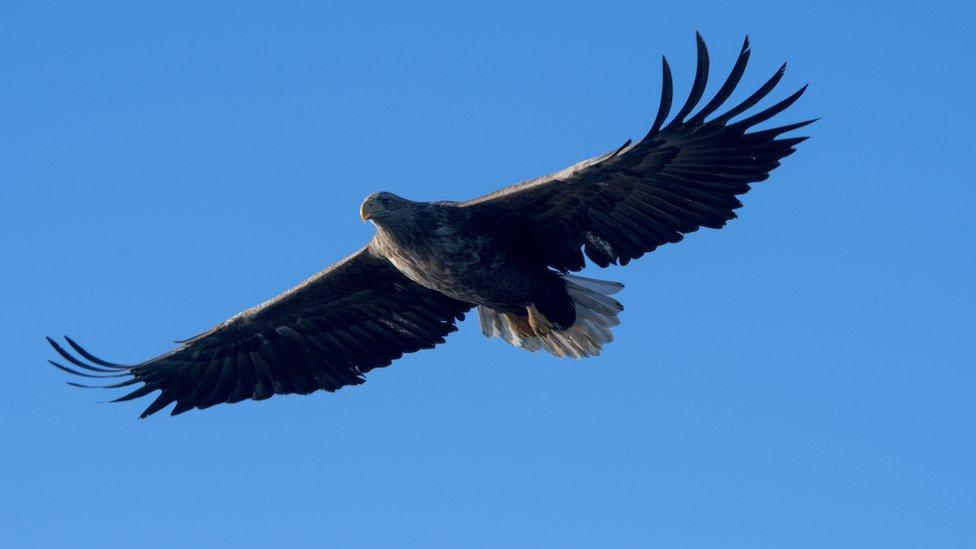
712,63 -> 787,125
729,85 -> 809,131
667,31 -> 710,128
689,36 -> 751,124
646,56 -> 674,138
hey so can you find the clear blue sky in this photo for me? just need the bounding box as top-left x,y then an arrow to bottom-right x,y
2,1 -> 973,547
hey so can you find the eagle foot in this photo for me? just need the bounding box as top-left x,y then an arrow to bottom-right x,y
504,312 -> 535,338
526,303 -> 553,336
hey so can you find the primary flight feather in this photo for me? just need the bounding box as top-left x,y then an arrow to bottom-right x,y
48,34 -> 813,417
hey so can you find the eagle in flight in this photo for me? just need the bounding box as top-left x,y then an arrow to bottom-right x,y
48,35 -> 812,418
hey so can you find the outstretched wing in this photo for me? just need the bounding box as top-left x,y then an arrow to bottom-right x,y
462,34 -> 813,272
47,246 -> 471,418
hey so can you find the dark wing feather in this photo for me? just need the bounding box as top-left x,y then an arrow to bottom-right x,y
48,246 -> 470,418
461,34 -> 814,272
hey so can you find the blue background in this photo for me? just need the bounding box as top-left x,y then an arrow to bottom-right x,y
3,1 -> 973,547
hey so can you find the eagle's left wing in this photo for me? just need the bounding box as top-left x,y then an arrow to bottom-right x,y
461,34 -> 813,272
47,245 -> 470,418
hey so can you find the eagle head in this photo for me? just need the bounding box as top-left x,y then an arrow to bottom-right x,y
360,192 -> 412,224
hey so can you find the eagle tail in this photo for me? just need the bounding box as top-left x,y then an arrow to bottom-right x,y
478,274 -> 624,358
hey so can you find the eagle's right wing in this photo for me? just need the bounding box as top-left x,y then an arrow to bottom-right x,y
461,34 -> 813,272
48,245 -> 471,418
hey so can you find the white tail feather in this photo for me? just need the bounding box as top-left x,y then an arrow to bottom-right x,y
478,274 -> 624,358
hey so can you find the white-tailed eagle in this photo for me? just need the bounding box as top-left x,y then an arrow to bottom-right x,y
48,35 -> 812,417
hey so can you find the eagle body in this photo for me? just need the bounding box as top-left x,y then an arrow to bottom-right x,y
369,202 -> 505,306
47,34 -> 814,417
368,200 -> 576,329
